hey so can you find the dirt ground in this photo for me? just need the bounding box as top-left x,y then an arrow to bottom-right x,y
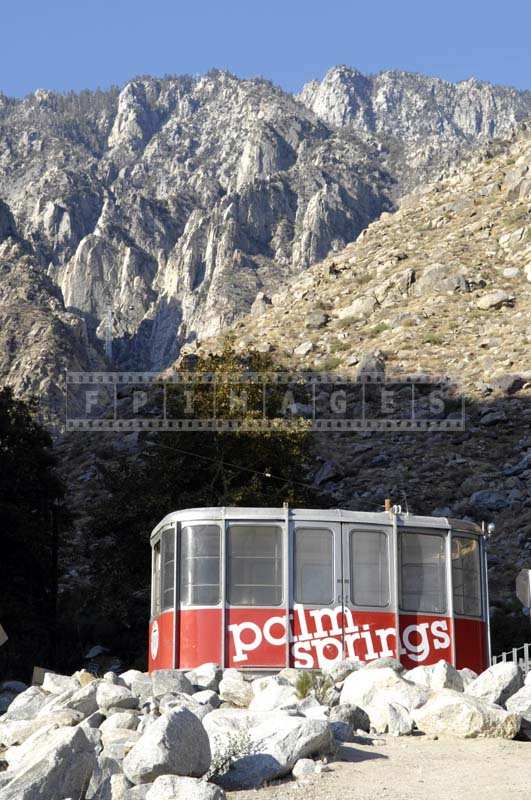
226,734 -> 531,800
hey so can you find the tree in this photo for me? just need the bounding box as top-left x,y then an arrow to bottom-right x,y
86,348 -> 322,668
0,387 -> 66,679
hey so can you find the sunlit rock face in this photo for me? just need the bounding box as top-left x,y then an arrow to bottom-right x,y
1,67 -> 530,375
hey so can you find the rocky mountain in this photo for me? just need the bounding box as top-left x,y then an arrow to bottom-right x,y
300,66 -> 531,192
0,66 -> 530,407
193,121 -> 531,614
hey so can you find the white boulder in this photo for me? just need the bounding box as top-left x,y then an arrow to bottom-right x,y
388,703 -> 414,736
97,683 -> 139,711
458,668 -> 478,689
292,757 -> 317,778
146,775 -> 225,799
340,666 -> 428,712
193,690 -> 220,708
42,672 -> 79,695
151,670 -> 193,698
249,680 -> 298,712
466,662 -> 523,706
430,661 -> 464,692
217,713 -> 332,789
2,686 -> 48,720
100,711 -> 140,733
0,726 -> 96,799
218,669 -> 253,708
505,683 -> 531,737
412,689 -> 521,738
185,663 -> 222,692
122,707 -> 211,785
65,681 -> 101,716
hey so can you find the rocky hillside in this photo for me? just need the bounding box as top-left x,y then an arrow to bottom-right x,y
0,66 -> 530,398
191,122 -> 531,614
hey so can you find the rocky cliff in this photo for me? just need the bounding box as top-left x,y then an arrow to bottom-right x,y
194,121 -> 531,611
1,67 -> 530,400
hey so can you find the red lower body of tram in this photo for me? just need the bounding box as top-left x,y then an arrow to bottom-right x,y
149,605 -> 488,674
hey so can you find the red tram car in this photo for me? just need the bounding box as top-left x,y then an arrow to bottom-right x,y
149,507 -> 490,674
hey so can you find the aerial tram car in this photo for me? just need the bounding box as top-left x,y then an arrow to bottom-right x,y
149,506 -> 490,674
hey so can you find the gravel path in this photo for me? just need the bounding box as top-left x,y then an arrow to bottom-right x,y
226,734 -> 531,800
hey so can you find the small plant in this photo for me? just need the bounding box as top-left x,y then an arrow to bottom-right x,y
422,333 -> 444,345
207,731 -> 255,779
318,356 -> 342,371
295,670 -> 334,703
368,322 -> 391,337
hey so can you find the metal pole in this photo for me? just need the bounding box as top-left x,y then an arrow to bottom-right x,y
173,523 -> 178,669
482,533 -> 492,667
220,509 -> 226,669
392,511 -> 400,662
284,503 -> 291,668
446,527 -> 456,667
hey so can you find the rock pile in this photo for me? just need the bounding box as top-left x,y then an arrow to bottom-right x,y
0,659 -> 528,798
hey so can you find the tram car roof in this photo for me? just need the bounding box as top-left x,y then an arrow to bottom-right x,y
151,507 -> 482,541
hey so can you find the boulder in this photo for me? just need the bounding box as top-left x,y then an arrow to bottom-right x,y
292,758 -> 317,778
388,703 -> 414,736
66,681 -> 101,716
217,713 -> 332,790
364,657 -> 404,673
101,728 -> 142,761
363,702 -> 391,733
476,291 -> 515,310
337,295 -> 378,321
412,689 -> 521,738
125,786 -> 153,800
193,690 -> 220,708
122,707 -> 211,785
505,683 -> 531,737
97,683 -> 139,711
129,675 -> 154,704
146,775 -> 225,799
430,661 -> 464,692
218,670 -> 253,708
459,668 -> 478,690
42,672 -> 79,695
4,711 -> 84,770
323,659 -> 362,683
0,726 -> 96,800
185,663 -> 222,692
293,340 -> 314,357
329,704 -> 370,740
249,680 -> 298,712
93,773 -> 132,799
158,692 -> 211,720
0,708 -> 83,746
2,686 -> 48,720
120,670 -> 146,689
404,665 -> 433,689
340,666 -> 427,711
100,712 -> 140,733
466,662 -> 523,707
87,753 -> 122,798
151,670 -> 194,698
104,671 -> 123,686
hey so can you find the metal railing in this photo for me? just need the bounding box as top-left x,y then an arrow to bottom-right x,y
491,643 -> 531,674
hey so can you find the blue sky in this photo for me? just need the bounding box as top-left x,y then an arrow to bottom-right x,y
1,0 -> 530,97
